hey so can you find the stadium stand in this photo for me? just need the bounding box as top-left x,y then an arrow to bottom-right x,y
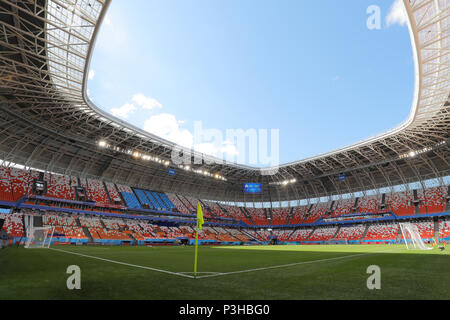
167,193 -> 188,213
117,184 -> 142,209
410,221 -> 434,239
308,227 -> 338,242
0,166 -> 12,201
86,178 -> 110,206
272,229 -> 293,241
358,195 -> 380,213
303,203 -> 327,224
271,208 -> 289,225
364,222 -> 399,241
222,205 -> 253,225
332,198 -> 354,217
424,187 -> 446,214
104,182 -> 123,206
334,225 -> 366,241
387,191 -> 415,216
46,174 -> 74,200
246,207 -> 268,225
0,213 -> 24,237
290,206 -> 308,225
9,167 -> 31,201
439,220 -> 450,240
289,228 -> 313,241
1,164 -> 449,228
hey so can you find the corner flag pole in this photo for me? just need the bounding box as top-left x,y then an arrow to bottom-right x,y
194,203 -> 204,279
194,220 -> 200,278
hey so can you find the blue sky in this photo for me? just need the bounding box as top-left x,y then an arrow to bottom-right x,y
88,0 -> 413,167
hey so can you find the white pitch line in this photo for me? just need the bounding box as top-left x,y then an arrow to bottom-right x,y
195,249 -> 394,279
178,272 -> 222,275
48,248 -> 195,279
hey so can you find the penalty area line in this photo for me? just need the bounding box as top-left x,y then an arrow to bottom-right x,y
48,248 -> 195,279
195,249 -> 394,279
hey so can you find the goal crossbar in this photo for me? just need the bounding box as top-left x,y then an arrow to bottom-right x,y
25,226 -> 55,249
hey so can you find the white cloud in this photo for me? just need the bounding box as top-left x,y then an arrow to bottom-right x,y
111,103 -> 136,119
111,92 -> 240,161
143,113 -> 193,148
194,143 -> 218,156
194,140 -> 239,159
132,93 -> 163,110
142,114 -> 239,159
220,141 -> 239,157
386,0 -> 408,28
88,69 -> 95,80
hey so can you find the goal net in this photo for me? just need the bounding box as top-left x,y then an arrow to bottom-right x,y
399,223 -> 433,250
25,226 -> 55,249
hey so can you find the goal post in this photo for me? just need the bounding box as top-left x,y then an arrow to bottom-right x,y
25,226 -> 55,249
399,223 -> 433,250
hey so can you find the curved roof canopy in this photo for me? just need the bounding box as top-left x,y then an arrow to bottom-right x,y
0,0 -> 448,203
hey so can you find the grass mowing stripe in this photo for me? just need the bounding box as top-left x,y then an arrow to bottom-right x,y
48,248 -> 195,279
195,249 -> 393,279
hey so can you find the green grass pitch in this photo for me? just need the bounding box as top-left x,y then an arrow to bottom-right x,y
1,244 -> 449,300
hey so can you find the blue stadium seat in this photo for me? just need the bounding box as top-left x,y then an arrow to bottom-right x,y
120,192 -> 142,209
134,189 -> 153,208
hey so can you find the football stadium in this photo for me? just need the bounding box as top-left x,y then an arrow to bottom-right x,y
0,0 -> 449,304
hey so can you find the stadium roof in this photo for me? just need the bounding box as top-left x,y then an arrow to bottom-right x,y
0,0 -> 449,203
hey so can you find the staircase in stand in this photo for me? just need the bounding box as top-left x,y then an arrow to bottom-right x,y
360,224 -> 369,242
330,226 -> 341,242
82,226 -> 94,242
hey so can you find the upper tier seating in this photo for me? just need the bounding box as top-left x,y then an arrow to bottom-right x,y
46,174 -> 74,200
358,195 -> 380,213
105,182 -> 123,205
290,207 -> 308,225
158,193 -> 176,210
167,193 -> 188,213
333,199 -> 354,217
9,167 -> 32,201
423,187 -> 446,214
182,196 -> 197,212
87,179 -> 111,206
387,191 -> 415,216
303,203 -> 328,224
270,208 -> 289,225
222,205 -> 253,225
203,201 -> 230,219
246,207 -> 268,225
117,184 -> 141,209
0,166 -> 12,201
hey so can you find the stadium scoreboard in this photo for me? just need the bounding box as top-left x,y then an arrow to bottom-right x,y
243,183 -> 262,194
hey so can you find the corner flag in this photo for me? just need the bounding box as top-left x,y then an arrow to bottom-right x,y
194,202 -> 204,278
197,202 -> 204,230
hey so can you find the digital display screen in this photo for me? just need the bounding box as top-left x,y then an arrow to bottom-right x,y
168,169 -> 176,176
243,183 -> 262,194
